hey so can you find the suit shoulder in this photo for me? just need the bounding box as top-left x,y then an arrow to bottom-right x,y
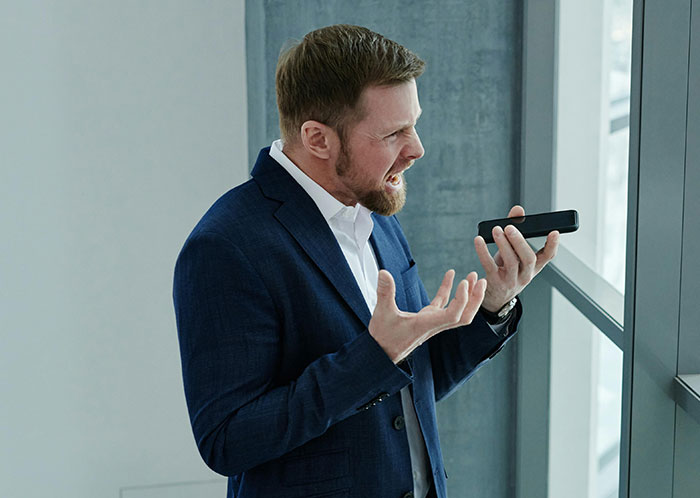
188,179 -> 277,242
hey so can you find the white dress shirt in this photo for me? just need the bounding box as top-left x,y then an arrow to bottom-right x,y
270,140 -> 432,497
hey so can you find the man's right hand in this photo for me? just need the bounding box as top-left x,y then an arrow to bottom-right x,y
369,269 -> 487,364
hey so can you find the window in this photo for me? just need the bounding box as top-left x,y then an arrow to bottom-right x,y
547,1 -> 632,496
518,0 -> 700,497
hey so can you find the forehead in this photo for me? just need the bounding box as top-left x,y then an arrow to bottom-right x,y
354,80 -> 422,132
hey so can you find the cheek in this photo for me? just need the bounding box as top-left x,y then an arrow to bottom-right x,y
352,144 -> 399,180
373,148 -> 399,170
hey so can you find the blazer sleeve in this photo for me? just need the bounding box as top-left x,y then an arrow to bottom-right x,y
429,300 -> 521,401
173,230 -> 412,477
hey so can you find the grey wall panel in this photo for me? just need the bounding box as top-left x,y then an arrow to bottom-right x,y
245,0 -> 267,166
121,480 -> 228,498
625,0 -> 692,496
246,1 -> 522,495
674,1 -> 700,496
678,0 -> 700,375
672,409 -> 700,498
0,1 -> 249,496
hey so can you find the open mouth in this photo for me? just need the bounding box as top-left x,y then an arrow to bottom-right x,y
385,161 -> 413,191
385,172 -> 404,191
387,174 -> 402,186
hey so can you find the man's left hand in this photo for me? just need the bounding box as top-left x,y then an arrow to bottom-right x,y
474,205 -> 560,312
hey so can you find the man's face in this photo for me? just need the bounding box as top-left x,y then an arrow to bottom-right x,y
334,80 -> 424,216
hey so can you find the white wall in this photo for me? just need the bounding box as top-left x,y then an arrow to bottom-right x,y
0,1 -> 247,496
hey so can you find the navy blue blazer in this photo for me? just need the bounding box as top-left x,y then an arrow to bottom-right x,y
173,148 -> 520,498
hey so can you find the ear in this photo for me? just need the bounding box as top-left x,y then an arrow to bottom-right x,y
299,120 -> 340,160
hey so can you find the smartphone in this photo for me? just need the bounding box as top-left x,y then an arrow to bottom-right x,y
478,209 -> 579,244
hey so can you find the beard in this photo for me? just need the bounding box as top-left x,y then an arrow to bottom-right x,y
335,142 -> 407,216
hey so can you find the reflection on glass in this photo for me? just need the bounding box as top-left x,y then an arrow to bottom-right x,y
554,0 -> 633,295
549,289 -> 623,498
601,127 -> 629,293
596,329 -> 623,498
602,0 -> 633,293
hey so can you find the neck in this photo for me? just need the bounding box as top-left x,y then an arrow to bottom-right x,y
282,144 -> 356,206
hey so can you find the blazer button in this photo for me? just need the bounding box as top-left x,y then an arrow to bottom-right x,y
402,492 -> 414,498
393,415 -> 405,431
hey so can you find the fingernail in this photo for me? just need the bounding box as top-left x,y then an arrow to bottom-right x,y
505,225 -> 516,235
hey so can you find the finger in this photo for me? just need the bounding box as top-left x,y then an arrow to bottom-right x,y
507,205 -> 525,218
471,278 -> 487,307
459,278 -> 487,325
466,271 -> 478,295
494,251 -> 503,267
443,279 -> 469,322
474,236 -> 498,275
473,278 -> 487,307
503,225 -> 537,278
535,230 -> 560,273
492,226 -> 519,280
418,279 -> 468,335
430,269 -> 455,308
375,270 -> 400,314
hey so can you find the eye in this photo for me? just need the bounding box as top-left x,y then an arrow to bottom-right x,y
385,130 -> 401,139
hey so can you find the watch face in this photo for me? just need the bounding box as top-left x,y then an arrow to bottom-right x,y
498,298 -> 517,318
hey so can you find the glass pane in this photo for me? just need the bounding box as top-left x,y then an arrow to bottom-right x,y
529,240 -> 624,325
554,0 -> 633,295
548,288 -> 623,498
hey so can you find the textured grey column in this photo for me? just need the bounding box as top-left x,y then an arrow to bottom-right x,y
246,2 -> 522,496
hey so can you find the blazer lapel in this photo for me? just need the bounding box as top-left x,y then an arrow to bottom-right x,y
370,214 -> 419,375
252,148 -> 372,327
370,215 -> 409,312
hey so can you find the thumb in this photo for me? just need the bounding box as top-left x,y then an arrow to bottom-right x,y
376,270 -> 399,313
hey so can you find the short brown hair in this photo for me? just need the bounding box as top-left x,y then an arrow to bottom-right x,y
275,24 -> 425,144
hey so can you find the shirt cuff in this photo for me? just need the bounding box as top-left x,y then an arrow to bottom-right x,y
488,320 -> 510,338
485,298 -> 523,339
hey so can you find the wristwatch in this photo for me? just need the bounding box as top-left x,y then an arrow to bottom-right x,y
480,297 -> 518,325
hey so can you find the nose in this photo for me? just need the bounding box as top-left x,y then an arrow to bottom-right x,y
404,128 -> 425,161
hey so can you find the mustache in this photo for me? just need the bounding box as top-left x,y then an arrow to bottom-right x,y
388,159 -> 415,177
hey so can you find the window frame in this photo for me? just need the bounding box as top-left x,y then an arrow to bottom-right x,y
516,0 -> 700,497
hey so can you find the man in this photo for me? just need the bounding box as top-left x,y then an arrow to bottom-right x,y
174,24 -> 559,498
